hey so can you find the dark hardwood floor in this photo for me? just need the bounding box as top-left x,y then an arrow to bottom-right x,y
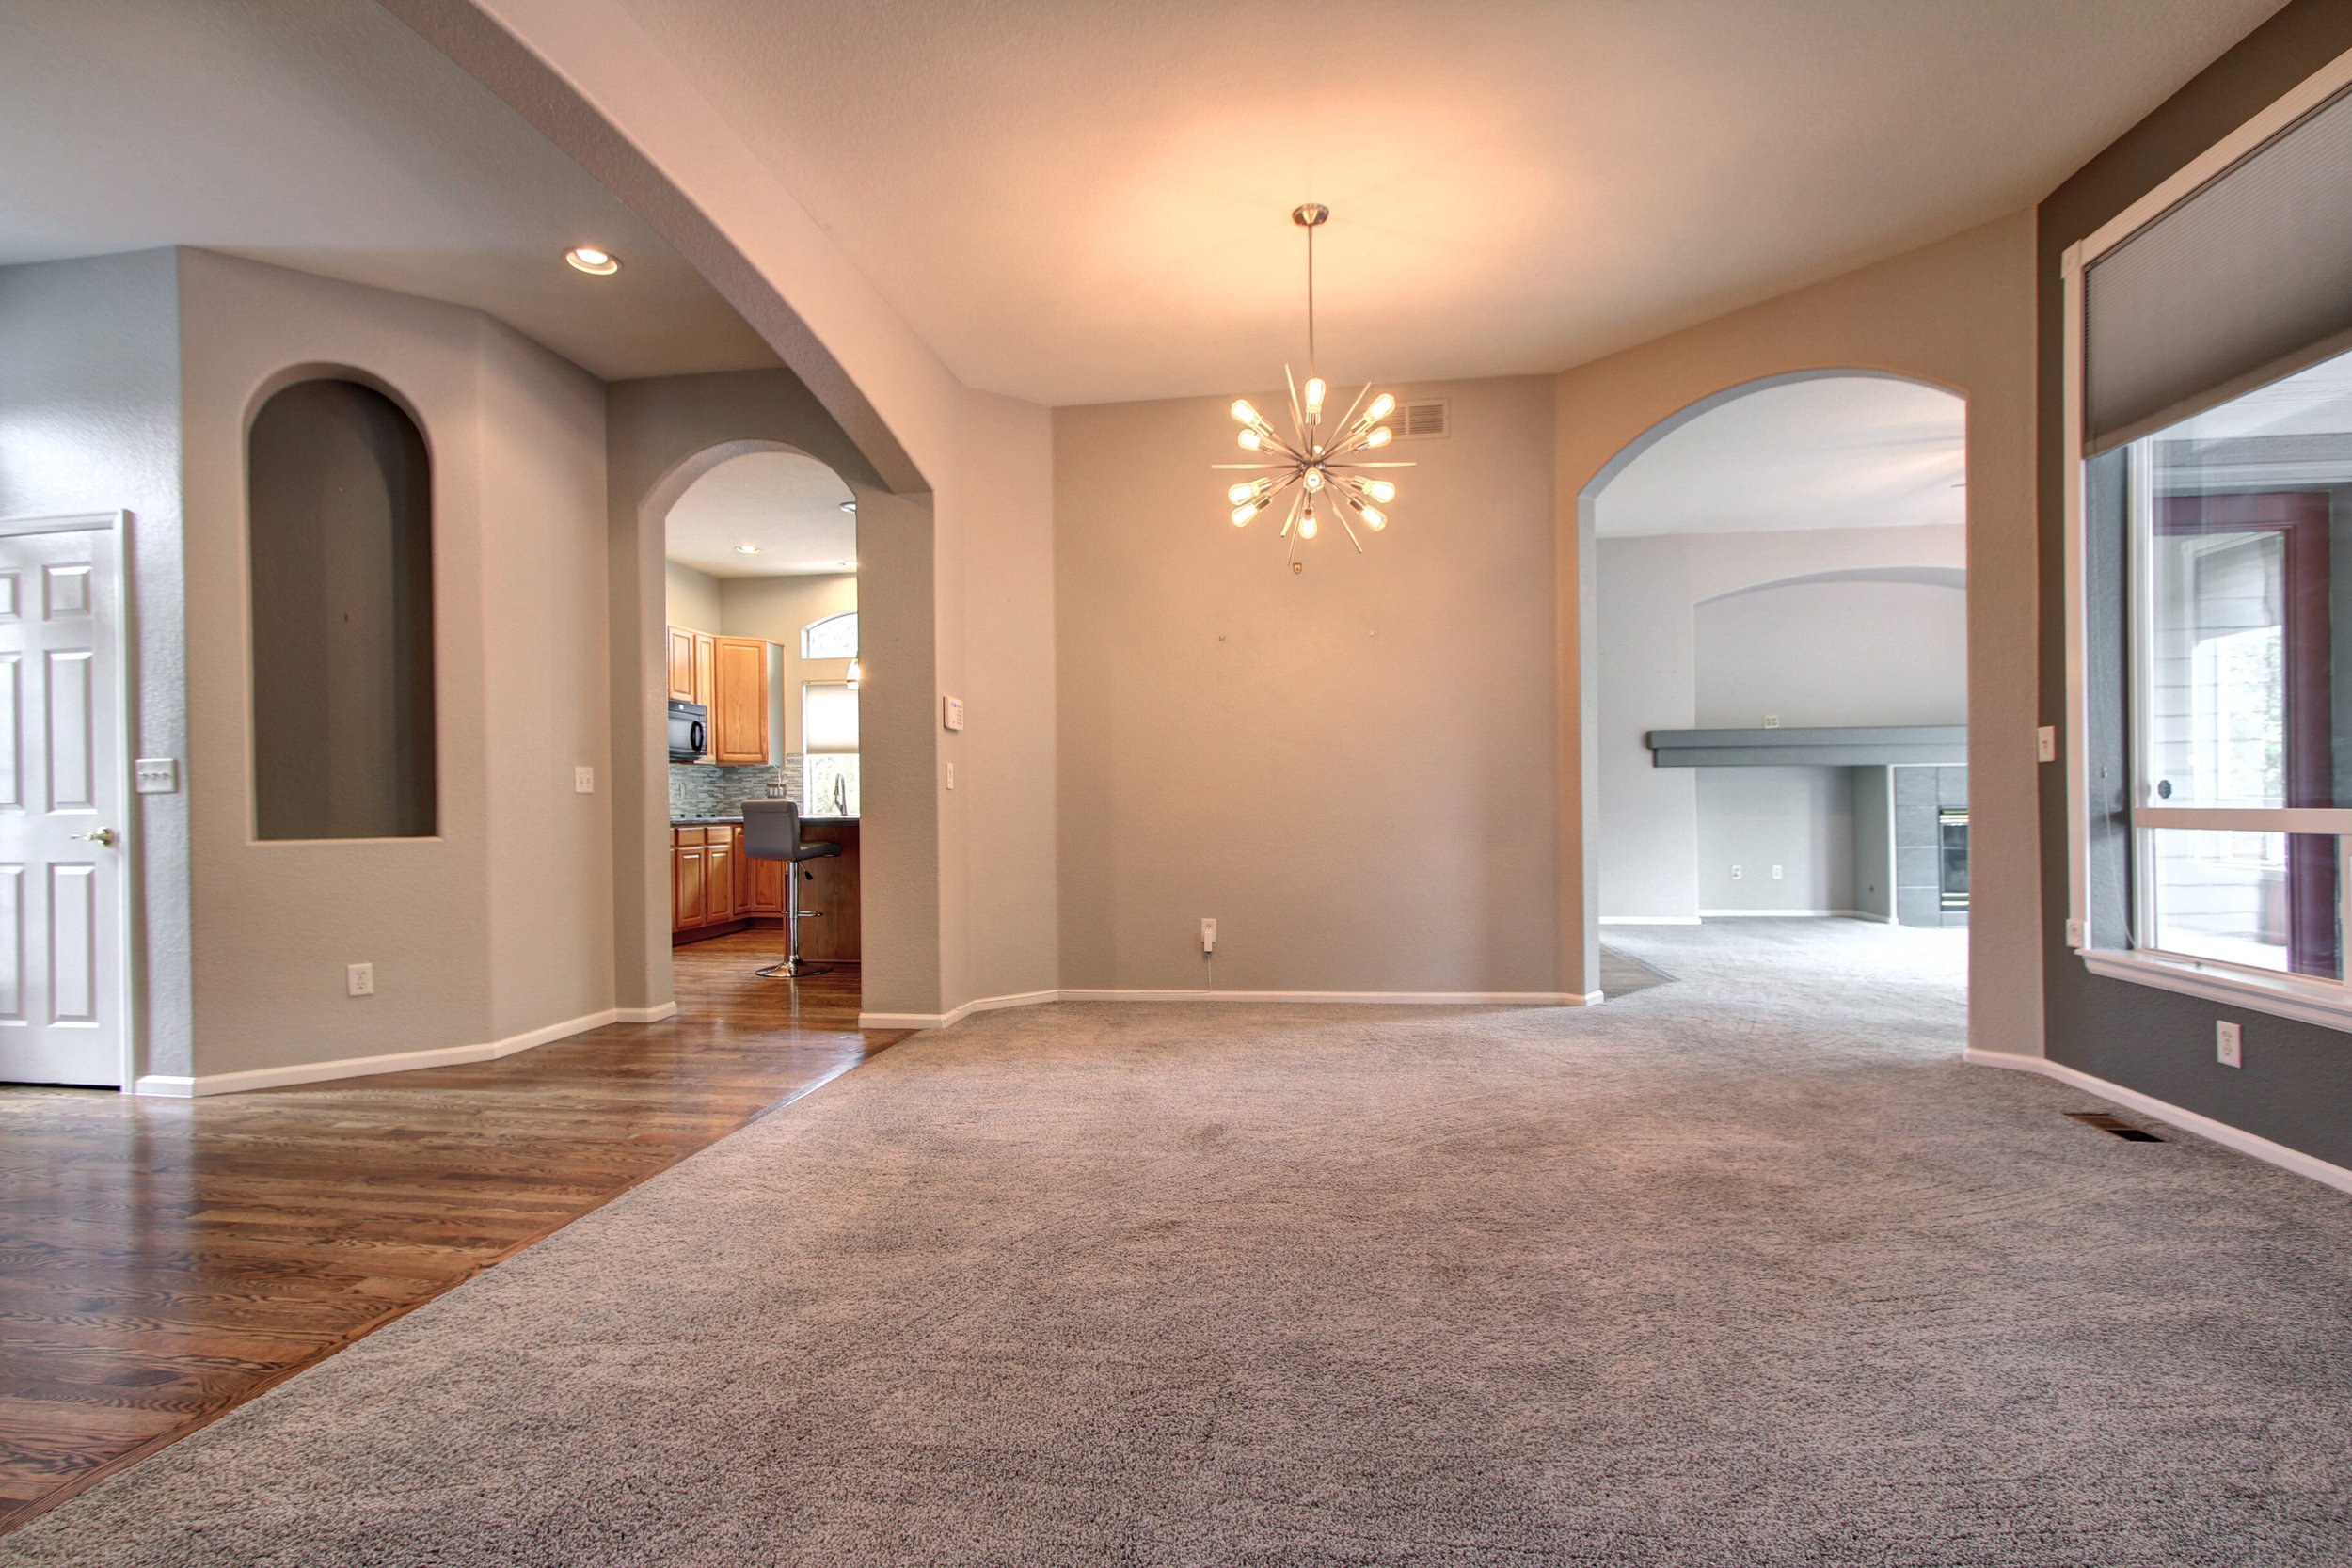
0,936 -> 905,1534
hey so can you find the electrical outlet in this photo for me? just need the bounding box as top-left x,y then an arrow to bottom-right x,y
2037,726 -> 2058,763
1772,864 -> 1784,880
1200,917 -> 1216,954
1762,714 -> 1780,729
574,766 -> 595,793
347,963 -> 374,998
2217,1020 -> 2242,1068
1730,865 -> 1743,880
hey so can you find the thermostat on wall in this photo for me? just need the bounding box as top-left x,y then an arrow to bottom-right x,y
943,695 -> 965,732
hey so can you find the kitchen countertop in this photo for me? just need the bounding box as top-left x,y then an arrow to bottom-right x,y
671,815 -> 858,826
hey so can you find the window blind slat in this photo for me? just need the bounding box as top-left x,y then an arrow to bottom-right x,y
2085,83 -> 2352,452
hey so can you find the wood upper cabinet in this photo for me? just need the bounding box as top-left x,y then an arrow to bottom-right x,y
711,637 -> 771,765
665,626 -> 697,704
692,631 -> 717,711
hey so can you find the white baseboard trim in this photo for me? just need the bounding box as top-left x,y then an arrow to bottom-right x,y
132,1004 -> 663,1098
858,989 -> 1062,1031
1963,1047 -> 2352,1198
1698,908 -> 1866,919
862,986 -> 1601,1031
1599,915 -> 1702,927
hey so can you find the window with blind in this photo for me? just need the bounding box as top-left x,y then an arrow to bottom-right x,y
2067,50 -> 2352,1022
801,680 -> 860,818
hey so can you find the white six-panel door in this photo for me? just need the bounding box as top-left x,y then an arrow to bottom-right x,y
0,516 -> 125,1086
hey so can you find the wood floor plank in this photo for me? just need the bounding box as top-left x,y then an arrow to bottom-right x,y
0,938 -> 903,1535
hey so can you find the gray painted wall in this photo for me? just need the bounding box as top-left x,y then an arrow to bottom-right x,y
2038,0 -> 2352,1164
0,249 -> 194,1078
177,249 -> 612,1075
1599,525 -> 1965,922
1694,768 -> 1856,913
1056,376 -> 1561,996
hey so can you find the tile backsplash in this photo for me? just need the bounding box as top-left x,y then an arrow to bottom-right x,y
669,757 -> 801,819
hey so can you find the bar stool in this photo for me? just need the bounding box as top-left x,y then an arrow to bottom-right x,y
741,800 -> 843,979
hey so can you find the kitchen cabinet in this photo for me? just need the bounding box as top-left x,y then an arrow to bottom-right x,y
672,827 -> 708,930
665,625 -> 771,765
692,631 -> 716,712
711,637 -> 770,765
742,851 -> 784,916
706,828 -> 735,922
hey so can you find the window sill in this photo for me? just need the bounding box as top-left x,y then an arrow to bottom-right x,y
2079,947 -> 2352,1034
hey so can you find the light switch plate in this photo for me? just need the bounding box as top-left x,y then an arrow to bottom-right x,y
134,757 -> 180,794
575,766 -> 595,794
942,695 -> 965,732
2037,725 -> 2058,762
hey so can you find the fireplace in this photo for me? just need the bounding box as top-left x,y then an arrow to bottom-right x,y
1938,807 -> 1969,913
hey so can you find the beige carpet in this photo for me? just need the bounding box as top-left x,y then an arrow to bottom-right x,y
8,920 -> 2352,1566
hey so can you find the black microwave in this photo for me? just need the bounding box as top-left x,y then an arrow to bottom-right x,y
668,700 -> 707,762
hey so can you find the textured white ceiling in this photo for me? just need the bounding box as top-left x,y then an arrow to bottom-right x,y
664,451 -> 857,578
1596,376 -> 1963,537
0,0 -> 775,381
615,0 -> 2284,405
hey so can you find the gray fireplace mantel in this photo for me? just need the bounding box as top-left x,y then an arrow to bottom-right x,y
1645,725 -> 1967,768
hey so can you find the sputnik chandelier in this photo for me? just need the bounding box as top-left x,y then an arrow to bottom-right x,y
1216,203 -> 1411,569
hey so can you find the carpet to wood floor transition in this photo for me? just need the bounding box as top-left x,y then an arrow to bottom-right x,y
7,919 -> 2349,1567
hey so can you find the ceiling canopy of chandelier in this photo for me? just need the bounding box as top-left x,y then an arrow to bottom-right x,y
1215,203 -> 1412,570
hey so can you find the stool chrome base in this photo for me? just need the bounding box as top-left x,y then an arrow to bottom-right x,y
755,956 -> 829,980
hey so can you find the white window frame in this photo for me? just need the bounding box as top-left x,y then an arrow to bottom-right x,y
801,610 -> 857,661
2062,42 -> 2352,1029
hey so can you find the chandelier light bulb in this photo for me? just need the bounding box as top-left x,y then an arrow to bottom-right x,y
1231,399 -> 1261,426
1362,479 -> 1396,502
1238,429 -> 1263,451
1363,425 -> 1393,448
1355,501 -> 1387,531
1362,392 -> 1397,424
1228,481 -> 1262,504
1299,511 -> 1319,540
1304,377 -> 1327,417
1232,501 -> 1263,527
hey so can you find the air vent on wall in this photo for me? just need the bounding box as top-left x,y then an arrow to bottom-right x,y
1395,398 -> 1449,440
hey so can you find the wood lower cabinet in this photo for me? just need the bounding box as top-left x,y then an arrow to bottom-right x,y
672,829 -> 708,930
673,821 -> 859,958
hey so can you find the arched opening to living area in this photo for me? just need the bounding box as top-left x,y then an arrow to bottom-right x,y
1574,371 -> 1973,1007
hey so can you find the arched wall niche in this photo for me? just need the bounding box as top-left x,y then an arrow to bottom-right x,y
1556,214 -> 2040,1054
246,373 -> 438,842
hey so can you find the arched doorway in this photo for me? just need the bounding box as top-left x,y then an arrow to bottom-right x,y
1578,372 -> 1971,1003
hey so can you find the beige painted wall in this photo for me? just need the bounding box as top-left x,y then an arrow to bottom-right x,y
719,573 -> 858,752
177,249 -> 615,1076
1556,213 -> 2042,1055
1057,375 -> 1562,996
664,560 -> 723,633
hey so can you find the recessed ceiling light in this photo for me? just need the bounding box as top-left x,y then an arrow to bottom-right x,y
838,500 -> 857,514
734,544 -> 761,555
565,246 -> 619,276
